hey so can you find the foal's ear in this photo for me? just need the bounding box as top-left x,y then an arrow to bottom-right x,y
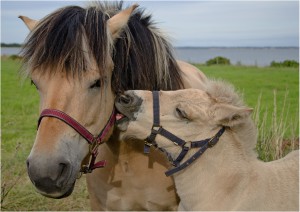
213,104 -> 253,127
19,16 -> 39,31
107,4 -> 139,40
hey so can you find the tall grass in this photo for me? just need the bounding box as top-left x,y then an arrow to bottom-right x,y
254,90 -> 299,161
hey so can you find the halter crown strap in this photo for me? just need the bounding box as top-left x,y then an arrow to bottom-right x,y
152,91 -> 160,126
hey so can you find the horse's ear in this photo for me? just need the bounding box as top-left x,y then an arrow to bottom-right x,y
19,16 -> 39,31
107,4 -> 139,40
212,104 -> 253,127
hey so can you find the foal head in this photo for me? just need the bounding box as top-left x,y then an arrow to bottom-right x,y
20,4 -> 137,198
115,83 -> 255,155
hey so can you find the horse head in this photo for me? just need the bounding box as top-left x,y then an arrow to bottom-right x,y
20,4 -> 137,199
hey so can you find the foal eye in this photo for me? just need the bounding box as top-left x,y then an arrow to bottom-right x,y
175,107 -> 188,120
90,79 -> 101,89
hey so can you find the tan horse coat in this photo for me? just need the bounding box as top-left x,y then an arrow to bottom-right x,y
116,85 -> 299,211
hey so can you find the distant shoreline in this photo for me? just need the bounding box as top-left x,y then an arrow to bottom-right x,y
1,43 -> 22,47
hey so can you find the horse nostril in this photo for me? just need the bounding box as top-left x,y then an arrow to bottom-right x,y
26,159 -> 30,169
119,94 -> 132,105
56,162 -> 70,187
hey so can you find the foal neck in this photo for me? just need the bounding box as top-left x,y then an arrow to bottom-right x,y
171,128 -> 254,210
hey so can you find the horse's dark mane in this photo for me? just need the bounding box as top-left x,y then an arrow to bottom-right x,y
21,1 -> 183,92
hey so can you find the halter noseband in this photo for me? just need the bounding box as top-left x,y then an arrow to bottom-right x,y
144,91 -> 225,176
38,108 -> 116,174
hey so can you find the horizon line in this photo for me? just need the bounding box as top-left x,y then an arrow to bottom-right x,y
1,43 -> 299,49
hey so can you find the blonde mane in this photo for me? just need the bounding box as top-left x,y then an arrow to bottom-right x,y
205,79 -> 245,107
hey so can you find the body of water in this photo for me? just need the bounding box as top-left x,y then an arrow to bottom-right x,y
1,47 -> 299,67
1,47 -> 22,56
174,47 -> 299,67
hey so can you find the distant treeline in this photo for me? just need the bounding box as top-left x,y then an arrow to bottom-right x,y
1,43 -> 22,47
204,56 -> 299,68
270,60 -> 299,68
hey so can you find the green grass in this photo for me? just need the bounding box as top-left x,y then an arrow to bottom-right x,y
195,64 -> 299,137
1,59 -> 299,210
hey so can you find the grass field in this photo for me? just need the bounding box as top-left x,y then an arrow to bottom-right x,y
196,64 -> 299,135
1,58 -> 299,210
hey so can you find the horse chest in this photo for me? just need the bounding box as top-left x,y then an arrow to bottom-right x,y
87,140 -> 179,210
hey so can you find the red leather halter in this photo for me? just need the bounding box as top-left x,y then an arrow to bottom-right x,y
38,108 -> 116,174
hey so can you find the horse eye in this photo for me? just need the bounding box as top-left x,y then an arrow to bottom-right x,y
90,79 -> 101,89
175,107 -> 188,119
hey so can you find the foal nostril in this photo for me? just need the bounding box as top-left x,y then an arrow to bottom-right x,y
119,94 -> 132,105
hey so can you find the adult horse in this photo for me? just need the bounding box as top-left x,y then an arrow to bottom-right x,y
19,2 -> 207,210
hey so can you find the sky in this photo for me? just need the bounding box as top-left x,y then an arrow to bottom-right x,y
1,0 -> 299,47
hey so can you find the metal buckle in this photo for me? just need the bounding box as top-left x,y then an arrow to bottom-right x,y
152,125 -> 161,132
183,142 -> 191,150
80,152 -> 94,174
90,137 -> 100,154
208,137 -> 216,147
144,140 -> 152,147
79,138 -> 100,174
80,165 -> 92,174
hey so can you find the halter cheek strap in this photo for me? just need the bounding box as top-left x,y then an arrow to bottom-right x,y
145,91 -> 226,176
144,91 -> 160,153
38,108 -> 116,174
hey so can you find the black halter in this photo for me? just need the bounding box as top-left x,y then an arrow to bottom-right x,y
144,91 -> 226,176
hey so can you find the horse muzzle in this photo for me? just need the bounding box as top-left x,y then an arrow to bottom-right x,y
26,154 -> 76,198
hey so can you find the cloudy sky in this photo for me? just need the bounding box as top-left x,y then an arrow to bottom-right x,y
1,0 -> 299,47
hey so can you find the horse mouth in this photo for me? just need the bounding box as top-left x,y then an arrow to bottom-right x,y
54,182 -> 75,199
37,181 -> 76,199
115,112 -> 130,131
